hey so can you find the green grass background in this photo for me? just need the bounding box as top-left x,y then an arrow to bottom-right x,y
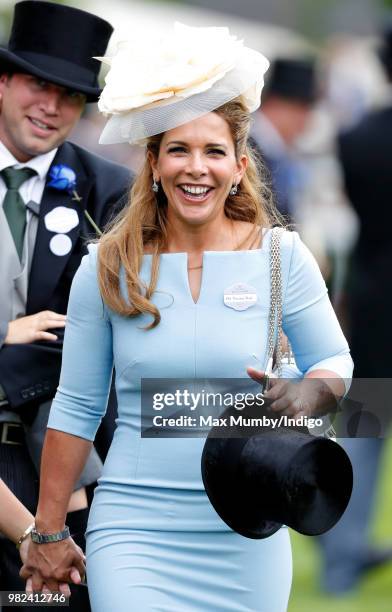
289,439 -> 392,612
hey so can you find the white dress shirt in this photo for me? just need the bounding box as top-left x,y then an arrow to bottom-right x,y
0,140 -> 57,203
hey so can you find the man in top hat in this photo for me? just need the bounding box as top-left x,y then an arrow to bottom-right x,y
251,57 -> 317,220
0,1 -> 131,608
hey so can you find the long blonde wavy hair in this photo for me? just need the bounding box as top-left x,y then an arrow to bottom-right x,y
98,96 -> 284,328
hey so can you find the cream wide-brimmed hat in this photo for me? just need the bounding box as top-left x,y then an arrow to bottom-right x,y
96,22 -> 270,145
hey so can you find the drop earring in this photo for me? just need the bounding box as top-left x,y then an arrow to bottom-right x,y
230,184 -> 238,196
152,178 -> 159,193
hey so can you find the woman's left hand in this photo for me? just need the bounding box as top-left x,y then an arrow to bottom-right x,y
19,537 -> 74,597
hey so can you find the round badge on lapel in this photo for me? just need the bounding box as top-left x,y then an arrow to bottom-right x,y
49,234 -> 72,256
224,283 -> 258,311
44,206 -> 79,234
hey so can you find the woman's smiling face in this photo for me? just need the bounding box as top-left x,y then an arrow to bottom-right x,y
148,112 -> 247,228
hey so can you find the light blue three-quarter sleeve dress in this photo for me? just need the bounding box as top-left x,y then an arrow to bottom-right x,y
47,229 -> 353,612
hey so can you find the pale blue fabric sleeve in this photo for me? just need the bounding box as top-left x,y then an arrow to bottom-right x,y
47,244 -> 113,441
281,231 -> 353,392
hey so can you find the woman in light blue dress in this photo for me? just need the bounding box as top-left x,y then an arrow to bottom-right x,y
22,25 -> 353,611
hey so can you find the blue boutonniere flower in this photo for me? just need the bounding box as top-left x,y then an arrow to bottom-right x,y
47,164 -> 77,193
47,164 -> 102,236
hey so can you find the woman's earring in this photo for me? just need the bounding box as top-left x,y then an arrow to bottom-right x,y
230,184 -> 238,196
152,178 -> 159,193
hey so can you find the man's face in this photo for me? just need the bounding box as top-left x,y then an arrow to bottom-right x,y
283,101 -> 313,144
261,96 -> 314,146
0,73 -> 86,161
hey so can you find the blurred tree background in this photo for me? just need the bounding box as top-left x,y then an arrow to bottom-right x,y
290,441 -> 392,612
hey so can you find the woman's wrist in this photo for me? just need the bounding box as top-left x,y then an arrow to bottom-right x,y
34,516 -> 66,534
305,370 -> 346,399
300,377 -> 340,417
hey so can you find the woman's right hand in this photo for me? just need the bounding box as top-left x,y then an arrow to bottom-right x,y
247,367 -> 338,418
19,536 -> 86,593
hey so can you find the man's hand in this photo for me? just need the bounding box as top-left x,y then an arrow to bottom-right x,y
4,311 -> 66,344
20,537 -> 85,593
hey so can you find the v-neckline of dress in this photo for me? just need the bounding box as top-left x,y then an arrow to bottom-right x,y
143,228 -> 270,306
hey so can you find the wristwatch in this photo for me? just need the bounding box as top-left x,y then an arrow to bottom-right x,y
31,525 -> 70,544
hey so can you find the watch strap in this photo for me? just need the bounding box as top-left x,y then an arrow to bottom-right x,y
31,525 -> 70,544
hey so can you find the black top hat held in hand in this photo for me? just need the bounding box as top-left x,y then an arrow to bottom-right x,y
201,410 -> 353,539
0,1 -> 113,101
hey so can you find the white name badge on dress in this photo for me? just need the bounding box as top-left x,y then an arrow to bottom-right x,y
223,283 -> 258,311
44,206 -> 79,234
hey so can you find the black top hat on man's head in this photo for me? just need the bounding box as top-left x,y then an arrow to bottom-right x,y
0,0 -> 113,102
202,415 -> 353,539
263,57 -> 318,105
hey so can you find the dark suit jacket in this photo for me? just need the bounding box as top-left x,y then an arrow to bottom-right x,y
338,107 -> 392,266
338,106 -> 392,375
0,141 -> 131,414
248,136 -> 293,222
